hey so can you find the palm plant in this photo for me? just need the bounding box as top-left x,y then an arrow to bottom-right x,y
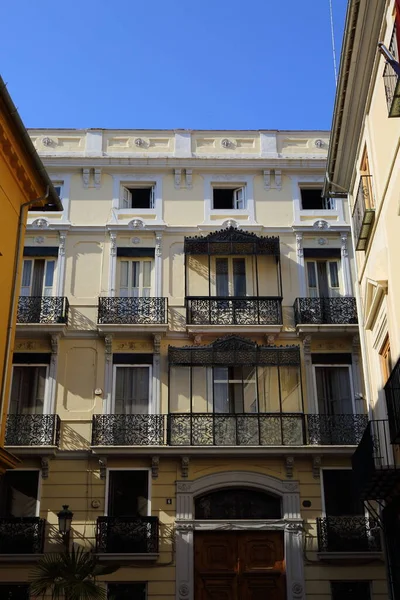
30,546 -> 118,600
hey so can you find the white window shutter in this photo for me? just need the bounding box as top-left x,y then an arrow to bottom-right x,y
234,187 -> 244,209
150,186 -> 155,209
20,260 -> 33,296
121,187 -> 130,209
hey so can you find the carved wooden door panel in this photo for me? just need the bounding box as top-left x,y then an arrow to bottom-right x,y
194,532 -> 285,600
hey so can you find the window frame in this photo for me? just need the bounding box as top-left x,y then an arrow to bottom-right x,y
10,363 -> 50,415
112,174 -> 163,223
212,255 -> 252,297
20,257 -> 57,297
300,187 -> 335,210
117,258 -> 154,298
121,185 -> 155,210
305,258 -> 342,298
212,185 -> 246,211
203,174 -> 256,224
104,468 -> 151,517
112,364 -> 153,414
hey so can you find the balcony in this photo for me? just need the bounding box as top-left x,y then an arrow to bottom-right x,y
97,297 -> 168,329
92,414 -> 165,446
96,516 -> 159,557
186,296 -> 282,327
352,420 -> 400,500
317,516 -> 381,555
383,27 -> 400,118
5,414 -> 60,448
294,297 -> 358,326
17,296 -> 69,325
0,517 -> 45,555
384,357 -> 400,443
352,176 -> 375,251
307,414 -> 368,446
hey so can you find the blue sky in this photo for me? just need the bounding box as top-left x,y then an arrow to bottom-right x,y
1,0 -> 348,130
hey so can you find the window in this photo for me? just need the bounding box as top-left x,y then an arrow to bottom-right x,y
108,583 -> 146,600
21,258 -> 55,297
113,366 -> 152,414
213,366 -> 257,413
322,470 -> 363,516
215,257 -> 247,296
300,188 -> 334,210
107,471 -> 149,517
380,335 -> 392,383
314,366 -> 354,415
359,149 -> 375,209
10,365 -> 47,415
331,581 -> 371,600
306,259 -> 341,298
213,187 -> 245,210
0,585 -> 30,600
121,186 -> 155,209
0,471 -> 39,517
118,259 -> 153,297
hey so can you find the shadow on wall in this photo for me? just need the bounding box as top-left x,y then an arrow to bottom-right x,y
61,423 -> 91,451
68,306 -> 97,330
169,307 -> 186,331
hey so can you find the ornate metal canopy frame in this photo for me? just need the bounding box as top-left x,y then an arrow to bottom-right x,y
168,335 -> 300,366
184,226 -> 280,256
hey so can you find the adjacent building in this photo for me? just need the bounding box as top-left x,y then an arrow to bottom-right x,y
0,76 -> 62,477
0,127 -> 388,599
325,0 -> 400,598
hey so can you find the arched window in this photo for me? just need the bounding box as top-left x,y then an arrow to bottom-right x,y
194,488 -> 281,520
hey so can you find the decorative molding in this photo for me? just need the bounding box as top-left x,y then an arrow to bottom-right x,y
192,334 -> 202,346
42,136 -> 54,147
295,233 -> 303,258
153,334 -> 161,354
285,456 -> 294,479
221,138 -> 234,149
82,168 -> 90,188
151,456 -> 160,479
312,455 -> 322,479
41,458 -> 49,479
131,237 -> 140,244
94,168 -> 102,188
176,482 -> 192,493
110,232 -> 117,256
134,137 -> 145,147
314,139 -> 324,148
317,237 -> 327,245
99,458 -> 107,479
185,169 -> 192,189
179,583 -> 190,598
15,341 -> 37,351
104,335 -> 113,362
313,219 -> 329,230
181,456 -> 189,478
31,218 -> 49,229
266,334 -> 277,345
274,169 -> 282,190
341,231 -> 348,257
352,334 -> 360,355
50,334 -> 60,361
155,231 -> 162,257
58,232 -> 66,256
263,169 -> 271,190
174,169 -> 182,189
0,123 -> 35,198
34,236 -> 45,244
222,219 -> 238,229
128,218 -> 145,229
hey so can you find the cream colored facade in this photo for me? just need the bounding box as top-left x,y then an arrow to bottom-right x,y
325,1 -> 400,598
0,128 -> 388,599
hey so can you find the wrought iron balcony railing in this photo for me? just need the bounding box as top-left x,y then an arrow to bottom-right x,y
352,420 -> 400,500
186,296 -> 282,326
17,296 -> 69,324
5,414 -> 61,447
92,414 -> 165,446
317,516 -> 381,553
384,357 -> 400,444
294,297 -> 358,325
0,517 -> 45,554
307,414 -> 368,446
383,26 -> 400,118
168,413 -> 305,446
98,297 -> 168,325
352,176 -> 375,251
96,516 -> 159,554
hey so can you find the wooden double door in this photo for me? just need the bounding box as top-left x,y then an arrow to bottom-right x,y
194,531 -> 285,600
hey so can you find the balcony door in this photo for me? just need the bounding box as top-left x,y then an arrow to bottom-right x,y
306,260 -> 341,298
214,257 -> 251,297
213,366 -> 257,413
0,471 -> 39,518
113,365 -> 152,414
10,365 -> 47,415
21,259 -> 55,297
314,365 -> 354,415
118,259 -> 153,298
107,470 -> 149,517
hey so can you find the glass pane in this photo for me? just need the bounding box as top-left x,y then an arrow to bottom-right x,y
258,366 -> 280,412
170,367 -> 190,413
316,367 -> 353,415
12,367 -> 45,415
280,366 -> 302,412
44,260 -> 55,293
21,260 -> 32,293
119,261 -> 129,288
233,258 -> 246,296
142,261 -> 152,288
192,367 -> 209,412
329,262 -> 339,288
216,258 -> 229,296
243,367 -> 257,413
307,262 -> 317,290
115,367 -> 149,414
132,261 -> 139,288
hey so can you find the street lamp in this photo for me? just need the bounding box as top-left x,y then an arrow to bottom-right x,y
57,505 -> 73,549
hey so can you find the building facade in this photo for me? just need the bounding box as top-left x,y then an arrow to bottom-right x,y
0,128 -> 388,599
325,1 -> 400,598
0,77 -> 62,476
